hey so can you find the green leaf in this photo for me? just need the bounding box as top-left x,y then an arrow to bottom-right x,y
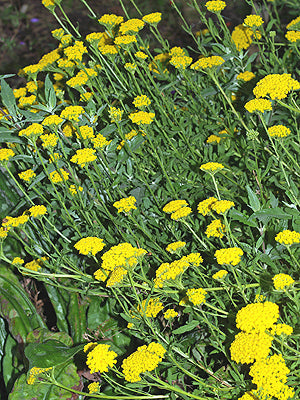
252,208 -> 292,223
26,328 -> 73,347
44,74 -> 57,110
172,320 -> 199,335
9,362 -> 81,400
0,79 -> 19,118
67,293 -> 87,345
25,340 -> 84,369
246,185 -> 261,212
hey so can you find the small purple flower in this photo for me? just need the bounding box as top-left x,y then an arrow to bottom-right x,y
30,18 -> 39,23
20,41 -> 26,45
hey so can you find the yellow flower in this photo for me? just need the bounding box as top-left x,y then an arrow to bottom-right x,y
190,56 -> 224,70
163,200 -> 188,213
64,41 -> 87,61
29,205 -> 47,218
49,169 -> 69,184
109,107 -> 124,123
197,197 -> 218,216
92,134 -> 111,149
113,196 -> 137,213
212,269 -> 228,279
169,55 -> 193,70
164,309 -> 178,319
115,35 -> 137,46
19,123 -> 43,138
186,288 -> 207,305
86,343 -> 117,374
77,125 -> 94,140
200,162 -> 224,172
230,331 -> 273,364
273,273 -> 294,290
205,219 -> 226,238
137,298 -> 164,317
12,257 -> 24,265
275,229 -> 300,245
268,125 -> 291,138
135,51 -> 148,60
170,206 -> 192,220
285,30 -> 300,42
0,148 -> 15,163
119,19 -> 144,35
70,148 -> 97,167
231,24 -> 261,51
42,114 -> 64,126
253,73 -> 300,100
74,237 -> 105,256
88,382 -> 100,394
60,105 -> 85,122
166,241 -> 186,253
69,185 -> 83,196
205,0 -> 226,12
214,247 -> 243,266
286,15 -> 300,30
40,133 -> 58,148
235,302 -> 279,333
98,14 -> 124,28
2,214 -> 29,228
244,15 -> 264,27
24,258 -> 44,272
237,71 -> 255,82
142,12 -> 162,25
27,366 -> 52,385
129,111 -> 155,125
211,200 -> 234,214
270,323 -> 293,336
133,95 -> 151,108
244,98 -> 272,113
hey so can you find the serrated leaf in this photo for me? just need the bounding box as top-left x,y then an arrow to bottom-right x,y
172,320 -> 199,335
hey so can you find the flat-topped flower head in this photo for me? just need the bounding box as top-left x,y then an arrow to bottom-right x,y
215,247 -> 243,266
166,241 -> 186,253
113,196 -> 137,213
98,14 -> 124,28
49,169 -> 69,184
163,200 -> 188,213
109,107 -> 124,123
253,73 -> 300,100
205,219 -> 226,238
205,1 -> 226,12
119,19 -> 144,35
60,105 -> 85,122
230,331 -> 273,364
40,133 -> 58,149
133,94 -> 151,108
244,98 -> 272,113
200,162 -> 224,173
236,302 -> 279,332
191,56 -> 224,70
164,309 -> 178,319
86,343 -> 117,373
74,237 -> 105,256
197,197 -> 218,216
19,123 -> 43,138
275,229 -> 300,245
244,15 -> 264,27
136,298 -> 163,317
285,30 -> 300,42
71,148 -> 97,167
231,24 -> 261,51
0,148 -> 15,164
286,15 -> 300,30
42,114 -> 63,126
29,205 -> 47,218
171,206 -> 192,220
212,269 -> 228,279
211,200 -> 235,214
273,273 -> 294,290
115,35 -> 137,46
267,125 -> 291,138
170,55 -> 193,70
186,288 -> 207,305
142,12 -> 162,25
129,111 -> 155,125
237,71 -> 255,82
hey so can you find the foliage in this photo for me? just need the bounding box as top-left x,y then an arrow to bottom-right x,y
0,0 -> 300,399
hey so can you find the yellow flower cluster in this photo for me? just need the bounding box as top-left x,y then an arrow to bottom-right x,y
71,148 -> 97,167
214,247 -> 243,266
270,323 -> 293,336
205,219 -> 226,238
164,309 -> 178,319
119,18 -> 144,35
115,35 -> 137,46
42,114 -> 63,126
275,229 -> 300,245
212,269 -> 228,279
113,196 -> 137,213
98,14 -> 124,28
253,74 -> 300,100
286,15 -> 300,30
0,148 -> 15,163
237,71 -> 255,82
60,106 -> 85,122
236,302 -> 279,332
40,133 -> 58,148
94,243 -> 147,287
0,227 -> 9,239
88,382 -> 100,394
197,197 -> 218,216
27,366 -> 52,385
109,107 -> 124,123
163,199 -> 191,220
268,125 -> 291,138
129,111 -> 155,125
135,51 -> 148,60
211,200 -> 234,214
117,129 -> 139,150
99,45 -> 118,55
249,354 -> 295,400
77,125 -> 94,140
244,98 -> 272,113
186,288 -> 207,305
64,41 -> 87,61
74,237 -> 105,256
133,95 -> 151,109
231,24 -> 261,51
121,342 -> 166,382
12,257 -> 24,265
170,55 -> 193,70
24,258 -> 45,272
3,214 -> 29,228
136,298 -> 164,317
19,123 -> 44,138
166,241 -> 186,253
190,56 -> 225,70
200,162 -> 224,172
49,168 -> 69,183
205,0 -> 226,12
142,12 -> 162,25
243,15 -> 264,27
69,185 -> 83,196
29,205 -> 47,218
85,343 -> 117,373
273,273 -> 294,290
92,134 -> 111,149
285,30 -> 300,42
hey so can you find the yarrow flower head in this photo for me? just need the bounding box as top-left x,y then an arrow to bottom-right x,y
133,94 -> 151,109
253,74 -> 300,100
27,366 -> 53,385
211,200 -> 234,214
268,125 -> 291,138
212,269 -> 228,279
29,205 -> 47,218
19,123 -> 43,138
190,56 -> 225,70
70,148 -> 97,167
166,241 -> 186,253
244,98 -> 272,113
273,273 -> 294,290
244,15 -> 264,27
231,24 -> 261,51
235,302 -> 279,333
85,343 -> 117,373
129,111 -> 155,125
49,169 -> 69,184
230,331 -> 273,364
113,196 -> 137,213
136,298 -> 164,317
0,148 -> 15,164
88,382 -> 100,394
142,13 -> 162,25
186,288 -> 207,305
200,162 -> 224,173
237,71 -> 255,82
170,55 -> 193,70
205,1 -> 226,13
98,14 -> 124,28
214,247 -> 243,266
119,19 -> 144,35
275,229 -> 300,245
285,30 -> 300,42
197,197 -> 218,216
164,309 -> 178,319
74,237 -> 105,256
205,219 -> 226,238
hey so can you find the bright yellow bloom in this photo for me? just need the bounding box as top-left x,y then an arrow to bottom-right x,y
200,162 -> 224,172
27,366 -> 52,385
170,206 -> 192,220
42,114 -> 63,126
135,51 -> 148,60
270,323 -> 293,336
119,19 -> 144,35
64,41 -> 87,61
205,219 -> 226,238
19,123 -> 43,138
230,331 -> 273,364
129,111 -> 155,125
273,273 -> 294,290
286,15 -> 300,30
13,87 -> 27,98
170,55 -> 193,69
74,237 -> 105,256
28,205 -> 47,218
77,125 -> 95,140
24,258 -> 44,272
244,98 -> 272,113
285,30 -> 300,42
2,214 -> 29,228
253,74 -> 300,100
235,302 -> 279,333
137,298 -> 164,317
92,134 -> 111,149
186,288 -> 207,305
60,105 -> 85,122
275,229 -> 300,245
142,12 -> 162,25
88,382 -> 100,394
166,241 -> 186,253
197,197 -> 218,216
191,56 -> 224,70
40,133 -> 58,148
0,227 -> 9,239
214,247 -> 243,266
164,309 -> 178,319
268,125 -> 291,138
115,35 -> 137,46
212,269 -> 228,279
244,15 -> 264,27
99,45 -> 118,55
98,14 -> 124,28
113,196 -> 137,213
0,148 -> 15,163
86,343 -> 117,374
163,200 -> 188,213
109,107 -> 124,123
237,71 -> 255,81
205,0 -> 226,12
133,94 -> 151,108
231,24 -> 261,51
211,200 -> 234,214
49,169 -> 69,183
12,257 -> 24,265
69,185 -> 83,196
70,148 -> 97,167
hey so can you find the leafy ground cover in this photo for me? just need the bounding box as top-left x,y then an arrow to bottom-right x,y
0,0 -> 300,399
